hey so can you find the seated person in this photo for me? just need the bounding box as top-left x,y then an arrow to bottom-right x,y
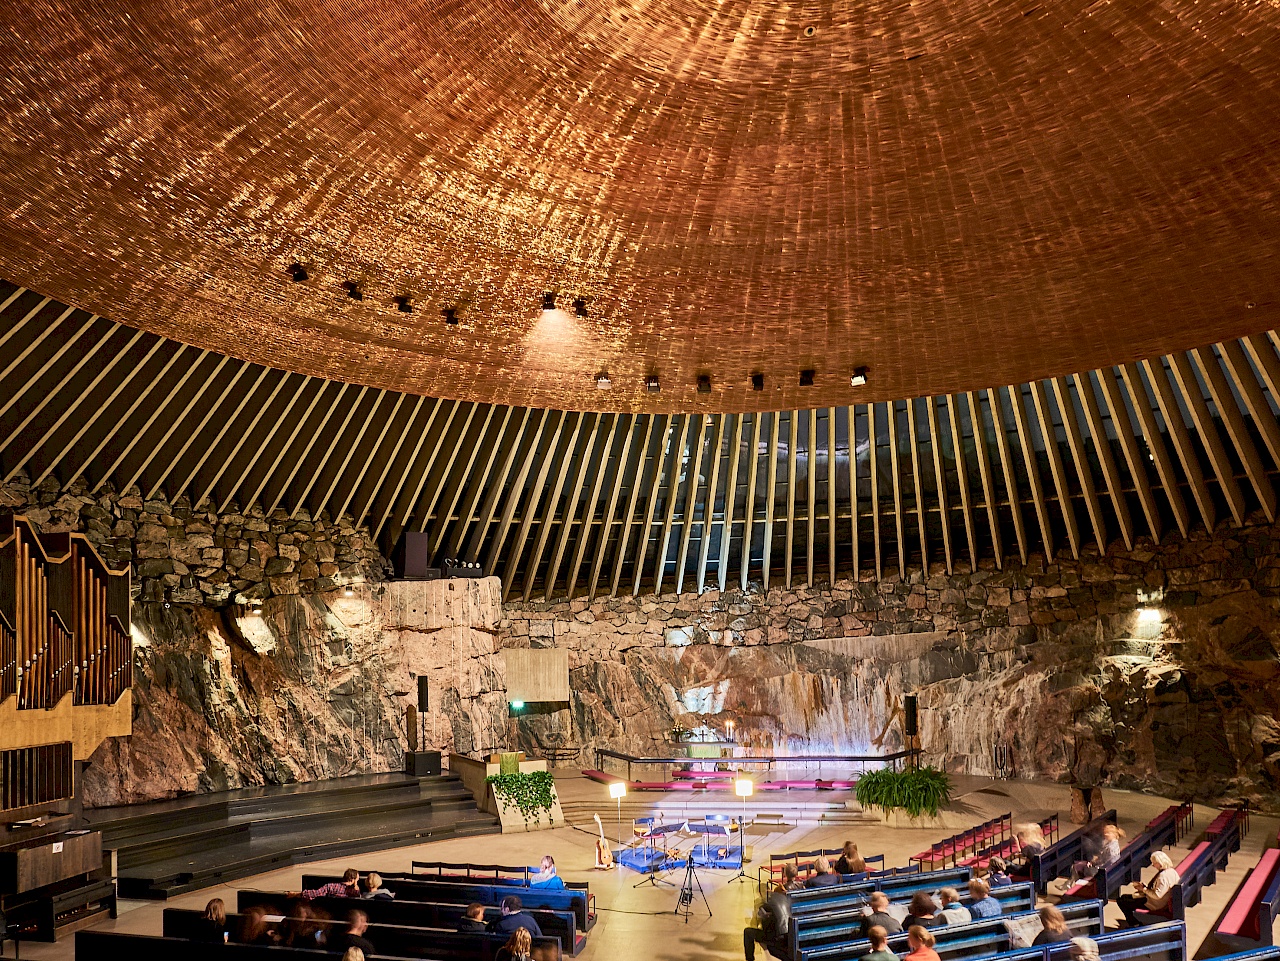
196,898 -> 228,943
903,925 -> 941,961
985,856 -> 1013,888
488,895 -> 543,938
778,863 -> 804,892
860,924 -> 898,961
967,878 -> 1001,919
531,854 -> 557,883
937,887 -> 970,925
1069,824 -> 1125,885
903,892 -> 946,930
341,950 -> 365,961
239,905 -> 278,946
1116,851 -> 1179,926
835,841 -> 867,876
457,902 -> 488,933
280,902 -> 326,948
362,872 -> 394,900
1033,905 -> 1071,945
329,910 -> 375,956
497,926 -> 534,961
860,891 -> 902,938
804,856 -> 841,888
1069,936 -> 1101,961
744,882 -> 792,961
1009,825 -> 1046,879
292,868 -> 360,899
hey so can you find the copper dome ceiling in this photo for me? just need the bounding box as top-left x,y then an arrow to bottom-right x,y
0,0 -> 1277,412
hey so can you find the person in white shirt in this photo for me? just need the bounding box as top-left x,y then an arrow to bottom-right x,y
937,888 -> 971,925
1117,850 -> 1179,926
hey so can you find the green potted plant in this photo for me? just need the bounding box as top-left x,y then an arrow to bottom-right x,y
855,766 -> 954,826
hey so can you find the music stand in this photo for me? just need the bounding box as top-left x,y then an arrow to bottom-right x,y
729,776 -> 753,883
634,820 -> 682,888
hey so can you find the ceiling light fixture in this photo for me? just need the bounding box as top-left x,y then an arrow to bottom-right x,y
596,372 -> 612,390
343,281 -> 363,301
394,295 -> 414,313
697,374 -> 712,393
645,374 -> 661,393
799,369 -> 815,387
751,373 -> 764,391
287,262 -> 309,282
541,291 -> 557,312
850,366 -> 870,387
442,307 -> 459,325
573,297 -> 589,318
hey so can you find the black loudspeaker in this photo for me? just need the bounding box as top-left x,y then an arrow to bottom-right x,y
392,532 -> 439,579
904,695 -> 919,737
404,751 -> 442,777
417,676 -> 429,712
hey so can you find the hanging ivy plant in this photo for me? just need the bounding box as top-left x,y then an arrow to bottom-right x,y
486,771 -> 556,824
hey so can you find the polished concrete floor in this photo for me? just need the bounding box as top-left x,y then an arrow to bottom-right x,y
16,772 -> 1278,960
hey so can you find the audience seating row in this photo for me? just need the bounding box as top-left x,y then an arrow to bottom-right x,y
1219,828 -> 1280,944
791,879 -> 1033,957
1210,949 -> 1280,961
757,849 -> 889,890
913,814 -> 1013,870
1029,810 -> 1118,895
168,907 -> 564,960
234,892 -> 579,955
1086,803 -> 1188,903
1148,802 -> 1197,844
797,899 -> 1105,961
298,871 -> 594,934
787,865 -> 974,921
409,860 -> 554,885
960,815 -> 1060,873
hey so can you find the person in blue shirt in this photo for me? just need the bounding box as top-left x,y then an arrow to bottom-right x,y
986,856 -> 1014,888
487,896 -> 543,938
967,878 -> 1002,918
805,856 -> 842,888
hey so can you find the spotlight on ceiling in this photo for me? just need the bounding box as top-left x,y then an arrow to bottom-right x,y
751,373 -> 764,391
697,374 -> 712,393
596,372 -> 612,390
645,374 -> 661,393
442,307 -> 459,325
343,281 -> 364,301
542,291 -> 557,312
394,295 -> 414,313
799,369 -> 816,387
573,297 -> 589,318
850,366 -> 870,387
287,262 -> 309,282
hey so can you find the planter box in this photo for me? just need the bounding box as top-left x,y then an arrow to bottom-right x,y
878,809 -> 973,830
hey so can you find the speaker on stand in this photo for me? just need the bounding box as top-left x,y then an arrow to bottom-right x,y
903,695 -> 919,769
405,677 -> 442,776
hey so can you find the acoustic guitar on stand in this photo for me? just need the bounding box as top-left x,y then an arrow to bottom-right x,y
593,813 -> 615,869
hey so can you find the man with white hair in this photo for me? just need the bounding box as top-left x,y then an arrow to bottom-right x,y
1068,937 -> 1101,960
1116,850 -> 1179,926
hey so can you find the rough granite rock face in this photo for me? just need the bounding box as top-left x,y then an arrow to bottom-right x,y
504,525 -> 1280,812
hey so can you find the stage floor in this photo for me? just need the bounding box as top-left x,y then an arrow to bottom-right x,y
18,772 -> 1280,961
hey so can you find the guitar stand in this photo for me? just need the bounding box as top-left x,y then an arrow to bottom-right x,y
675,857 -> 710,922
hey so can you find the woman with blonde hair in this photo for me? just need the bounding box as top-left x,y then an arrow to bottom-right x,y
1069,823 -> 1125,884
1009,822 -> 1046,879
1117,850 -> 1179,926
341,949 -> 365,961
497,926 -> 533,961
903,925 -> 941,961
197,898 -> 228,943
835,840 -> 866,876
1033,905 -> 1071,945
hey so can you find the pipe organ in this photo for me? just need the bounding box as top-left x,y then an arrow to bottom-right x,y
0,515 -> 130,940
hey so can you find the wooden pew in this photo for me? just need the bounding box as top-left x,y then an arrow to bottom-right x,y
796,898 -> 1105,961
79,931 -> 418,961
1219,847 -> 1280,945
298,872 -> 594,935
167,907 -> 565,960
1028,810 -> 1117,895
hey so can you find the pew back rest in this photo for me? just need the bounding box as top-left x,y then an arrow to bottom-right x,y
1031,810 -> 1118,894
789,866 -> 973,919
1219,848 -> 1280,943
1091,815 -> 1180,903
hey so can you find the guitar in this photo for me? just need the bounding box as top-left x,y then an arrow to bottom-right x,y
593,813 -> 614,869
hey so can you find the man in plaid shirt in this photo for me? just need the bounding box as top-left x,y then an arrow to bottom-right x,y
291,868 -> 361,900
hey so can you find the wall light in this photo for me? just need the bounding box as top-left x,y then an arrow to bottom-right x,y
511,700 -> 525,710
850,366 -> 870,387
1138,607 -> 1162,624
596,372 -> 612,390
608,781 -> 627,800
344,585 -> 354,597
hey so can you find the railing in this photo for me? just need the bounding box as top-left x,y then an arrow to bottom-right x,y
594,747 -> 921,781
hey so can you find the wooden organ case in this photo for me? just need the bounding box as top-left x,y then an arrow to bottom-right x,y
0,515 -> 130,943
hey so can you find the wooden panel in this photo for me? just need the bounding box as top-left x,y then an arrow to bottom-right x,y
499,649 -> 570,704
0,828 -> 102,893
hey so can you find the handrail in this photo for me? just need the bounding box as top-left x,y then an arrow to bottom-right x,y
595,747 -> 921,780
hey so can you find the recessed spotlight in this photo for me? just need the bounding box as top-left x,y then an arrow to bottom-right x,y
287,262 -> 309,282
596,372 -> 612,390
343,281 -> 363,301
1246,301 -> 1257,309
751,373 -> 764,391
394,295 -> 414,313
803,24 -> 817,37
850,366 -> 870,387
344,585 -> 354,597
542,291 -> 557,312
573,297 -> 589,318
799,369 -> 815,387
645,374 -> 661,393
697,374 -> 712,393
442,307 -> 459,325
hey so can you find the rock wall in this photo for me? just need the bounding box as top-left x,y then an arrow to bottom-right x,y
503,525 -> 1280,812
1,477 -> 509,806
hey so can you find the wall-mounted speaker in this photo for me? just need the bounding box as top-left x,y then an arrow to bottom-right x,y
417,676 -> 429,712
391,532 -> 439,579
904,695 -> 919,737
